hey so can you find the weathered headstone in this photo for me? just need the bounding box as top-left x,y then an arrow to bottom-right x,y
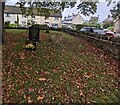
29,26 -> 40,41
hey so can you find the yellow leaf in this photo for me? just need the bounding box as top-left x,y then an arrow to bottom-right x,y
39,78 -> 46,81
37,96 -> 44,100
28,97 -> 32,103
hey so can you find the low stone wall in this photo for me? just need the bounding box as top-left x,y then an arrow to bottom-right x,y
62,29 -> 120,60
81,35 -> 120,60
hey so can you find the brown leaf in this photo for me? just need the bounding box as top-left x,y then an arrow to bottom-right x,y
19,52 -> 25,60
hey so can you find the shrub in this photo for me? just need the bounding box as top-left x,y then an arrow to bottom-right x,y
9,24 -> 17,28
110,37 -> 120,43
76,24 -> 101,31
32,24 -> 49,30
5,21 -> 10,28
46,29 -> 50,33
101,35 -> 109,40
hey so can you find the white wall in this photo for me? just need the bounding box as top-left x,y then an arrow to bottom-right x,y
4,13 -> 17,24
49,17 -> 62,28
72,14 -> 84,25
4,13 -> 62,28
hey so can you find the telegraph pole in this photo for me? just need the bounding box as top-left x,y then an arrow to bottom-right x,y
0,1 -> 5,45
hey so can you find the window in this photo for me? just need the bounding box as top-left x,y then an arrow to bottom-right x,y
54,17 -> 59,20
52,24 -> 58,28
5,13 -> 10,17
22,21 -> 26,24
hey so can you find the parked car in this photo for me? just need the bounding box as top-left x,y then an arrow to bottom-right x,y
104,29 -> 115,37
80,27 -> 105,35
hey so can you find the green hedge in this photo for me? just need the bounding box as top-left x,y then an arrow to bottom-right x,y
9,24 -> 17,28
76,24 -> 101,30
32,24 -> 49,30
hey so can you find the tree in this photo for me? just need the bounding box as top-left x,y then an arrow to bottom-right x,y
77,2 -> 98,16
110,1 -> 120,19
89,16 -> 99,24
17,1 -> 76,17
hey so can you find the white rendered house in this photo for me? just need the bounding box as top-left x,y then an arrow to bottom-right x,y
4,5 -> 62,28
62,12 -> 84,29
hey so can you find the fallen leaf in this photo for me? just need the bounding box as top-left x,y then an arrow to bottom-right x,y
28,97 -> 32,103
39,78 -> 46,81
37,96 -> 44,100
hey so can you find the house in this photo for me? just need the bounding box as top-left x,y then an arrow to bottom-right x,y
4,5 -> 62,28
100,15 -> 114,28
114,17 -> 120,33
62,12 -> 84,29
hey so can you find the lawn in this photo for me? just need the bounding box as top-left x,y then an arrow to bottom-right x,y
2,29 -> 119,103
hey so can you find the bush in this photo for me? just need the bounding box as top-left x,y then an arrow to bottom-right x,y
32,24 -> 49,30
5,21 -> 10,28
110,37 -> 120,43
46,29 -> 50,33
101,35 -> 109,40
9,24 -> 17,28
76,24 -> 85,30
76,24 -> 101,31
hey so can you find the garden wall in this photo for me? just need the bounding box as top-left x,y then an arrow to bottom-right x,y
61,28 -> 120,60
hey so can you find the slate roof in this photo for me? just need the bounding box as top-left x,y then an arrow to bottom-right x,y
4,5 -> 62,17
63,13 -> 84,22
5,5 -> 21,14
64,14 -> 77,21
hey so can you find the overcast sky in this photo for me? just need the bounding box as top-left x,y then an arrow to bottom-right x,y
6,0 -> 117,22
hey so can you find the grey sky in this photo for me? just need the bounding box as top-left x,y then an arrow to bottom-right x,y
6,0 -> 117,22
62,2 -> 116,22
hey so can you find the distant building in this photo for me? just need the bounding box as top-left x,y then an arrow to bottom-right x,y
62,12 -> 84,29
100,15 -> 114,29
114,17 -> 120,33
4,5 -> 62,28
104,15 -> 114,23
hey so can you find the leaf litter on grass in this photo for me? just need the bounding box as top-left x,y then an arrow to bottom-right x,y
2,30 -> 120,103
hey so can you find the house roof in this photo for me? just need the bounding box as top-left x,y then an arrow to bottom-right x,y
64,14 -> 77,21
5,5 -> 21,14
4,5 -> 62,17
63,13 -> 84,22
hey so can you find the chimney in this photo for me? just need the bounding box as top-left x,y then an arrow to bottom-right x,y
15,2 -> 20,7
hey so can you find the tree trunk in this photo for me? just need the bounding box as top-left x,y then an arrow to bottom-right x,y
0,2 -> 5,45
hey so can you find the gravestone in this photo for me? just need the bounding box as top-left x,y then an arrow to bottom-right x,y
29,26 -> 40,41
